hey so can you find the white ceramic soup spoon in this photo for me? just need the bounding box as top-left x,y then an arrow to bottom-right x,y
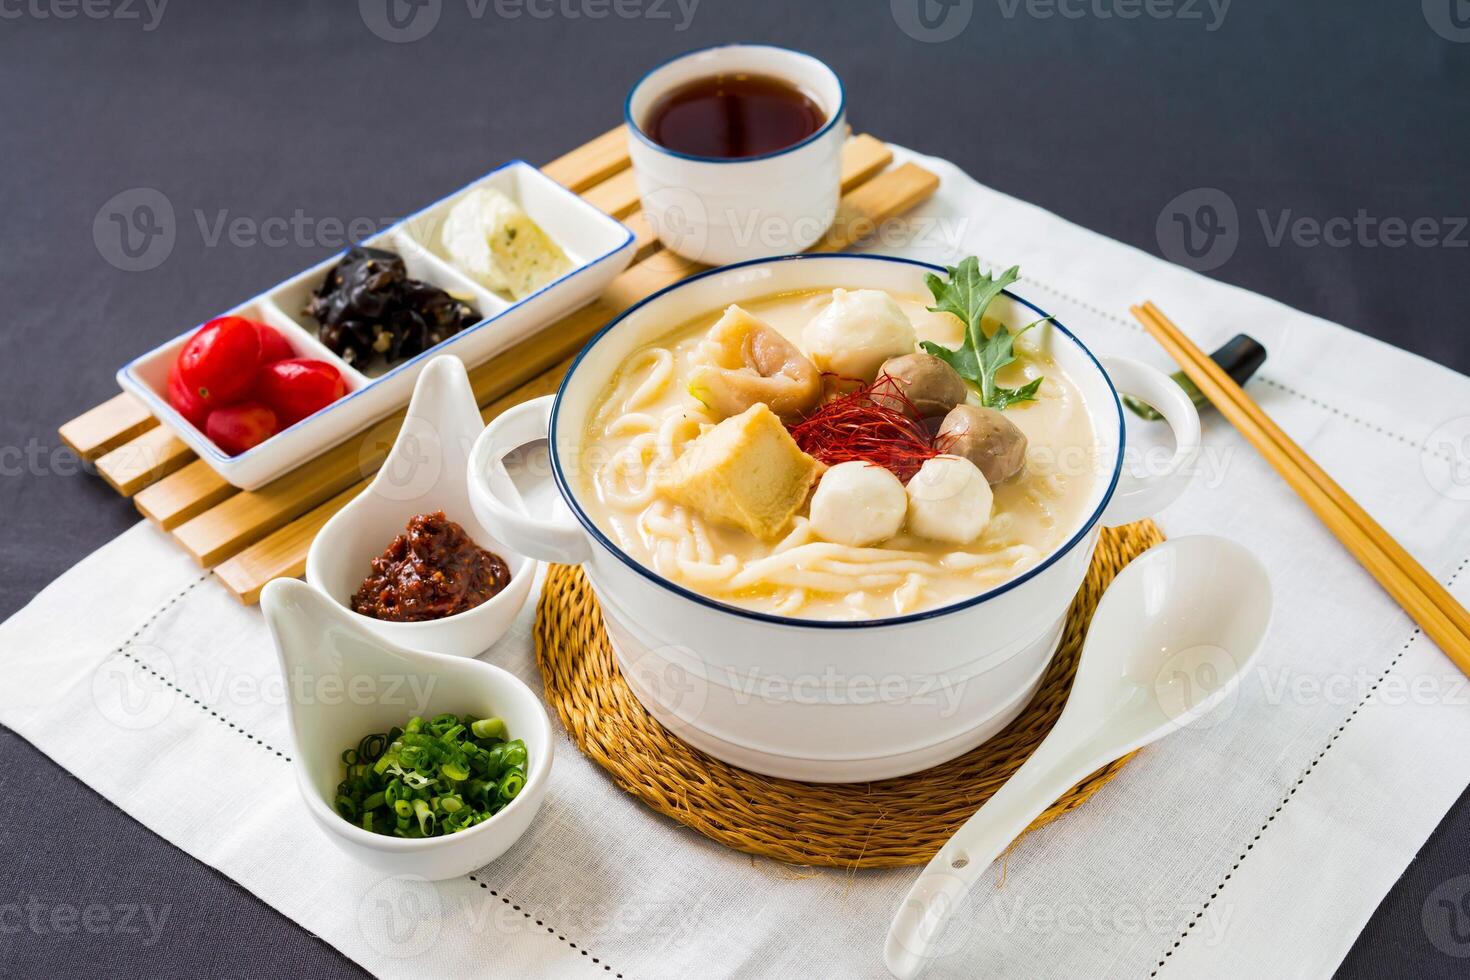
306,354 -> 535,659
883,535 -> 1272,979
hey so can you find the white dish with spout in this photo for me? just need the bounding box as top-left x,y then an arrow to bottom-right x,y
261,577 -> 553,880
306,355 -> 534,659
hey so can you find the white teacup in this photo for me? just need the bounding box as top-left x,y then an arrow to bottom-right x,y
625,44 -> 847,265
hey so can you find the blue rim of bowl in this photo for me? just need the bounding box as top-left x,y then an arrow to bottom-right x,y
548,253 -> 1128,631
623,43 -> 848,164
119,159 -> 636,470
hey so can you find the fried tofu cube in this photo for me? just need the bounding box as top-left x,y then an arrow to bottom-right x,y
657,404 -> 824,540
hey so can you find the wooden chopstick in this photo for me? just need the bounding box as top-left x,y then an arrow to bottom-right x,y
1130,301 -> 1470,677
1136,301 -> 1470,642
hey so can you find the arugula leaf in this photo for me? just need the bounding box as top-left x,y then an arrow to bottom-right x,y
918,258 -> 1046,410
988,373 -> 1044,410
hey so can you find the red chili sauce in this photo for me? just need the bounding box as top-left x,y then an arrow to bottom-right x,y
351,511 -> 511,622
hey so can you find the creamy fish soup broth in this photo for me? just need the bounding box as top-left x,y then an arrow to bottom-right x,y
578,278 -> 1099,620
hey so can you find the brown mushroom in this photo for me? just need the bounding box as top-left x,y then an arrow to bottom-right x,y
689,305 -> 821,420
936,404 -> 1028,484
874,352 -> 968,419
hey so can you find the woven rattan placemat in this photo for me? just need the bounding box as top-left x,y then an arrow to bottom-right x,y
533,520 -> 1163,869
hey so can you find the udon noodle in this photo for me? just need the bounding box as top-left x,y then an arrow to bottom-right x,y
579,288 -> 1098,620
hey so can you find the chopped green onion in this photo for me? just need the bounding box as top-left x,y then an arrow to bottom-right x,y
413,799 -> 435,835
497,770 -> 526,802
502,740 -> 528,770
471,717 -> 508,740
358,733 -> 389,762
480,743 -> 508,775
334,712 -> 530,839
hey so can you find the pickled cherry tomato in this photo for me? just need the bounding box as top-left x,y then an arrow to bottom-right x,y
177,316 -> 261,405
256,323 -> 295,363
166,360 -> 210,429
255,358 -> 346,426
205,402 -> 279,456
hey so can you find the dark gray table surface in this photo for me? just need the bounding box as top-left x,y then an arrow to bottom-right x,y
2,1 -> 1467,976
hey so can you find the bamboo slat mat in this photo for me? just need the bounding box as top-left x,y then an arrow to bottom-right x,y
535,521 -> 1165,868
59,127 -> 940,604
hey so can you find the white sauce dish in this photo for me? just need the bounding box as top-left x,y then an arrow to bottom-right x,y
307,355 -> 534,659
261,577 -> 553,880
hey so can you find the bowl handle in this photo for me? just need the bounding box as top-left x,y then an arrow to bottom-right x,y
1098,355 -> 1202,526
467,395 -> 592,565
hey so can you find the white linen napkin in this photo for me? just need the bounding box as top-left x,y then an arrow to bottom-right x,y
5,145 -> 1470,980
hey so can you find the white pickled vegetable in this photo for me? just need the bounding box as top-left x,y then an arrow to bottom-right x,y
441,187 -> 571,299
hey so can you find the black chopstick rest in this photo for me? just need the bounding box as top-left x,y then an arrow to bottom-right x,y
1125,333 -> 1268,421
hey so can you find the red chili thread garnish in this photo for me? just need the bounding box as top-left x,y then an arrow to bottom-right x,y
789,374 -> 941,482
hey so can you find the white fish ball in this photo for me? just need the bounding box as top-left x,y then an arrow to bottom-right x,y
905,455 -> 994,544
809,461 -> 908,547
801,288 -> 918,381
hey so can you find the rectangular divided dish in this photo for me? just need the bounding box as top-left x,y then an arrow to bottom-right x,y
118,160 -> 636,490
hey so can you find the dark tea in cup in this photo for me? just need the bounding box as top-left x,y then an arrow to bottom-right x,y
643,73 -> 826,159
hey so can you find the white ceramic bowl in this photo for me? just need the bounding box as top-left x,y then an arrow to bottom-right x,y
466,254 -> 1201,782
261,577 -> 553,880
307,355 -> 535,659
118,160 -> 635,490
625,44 -> 846,265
